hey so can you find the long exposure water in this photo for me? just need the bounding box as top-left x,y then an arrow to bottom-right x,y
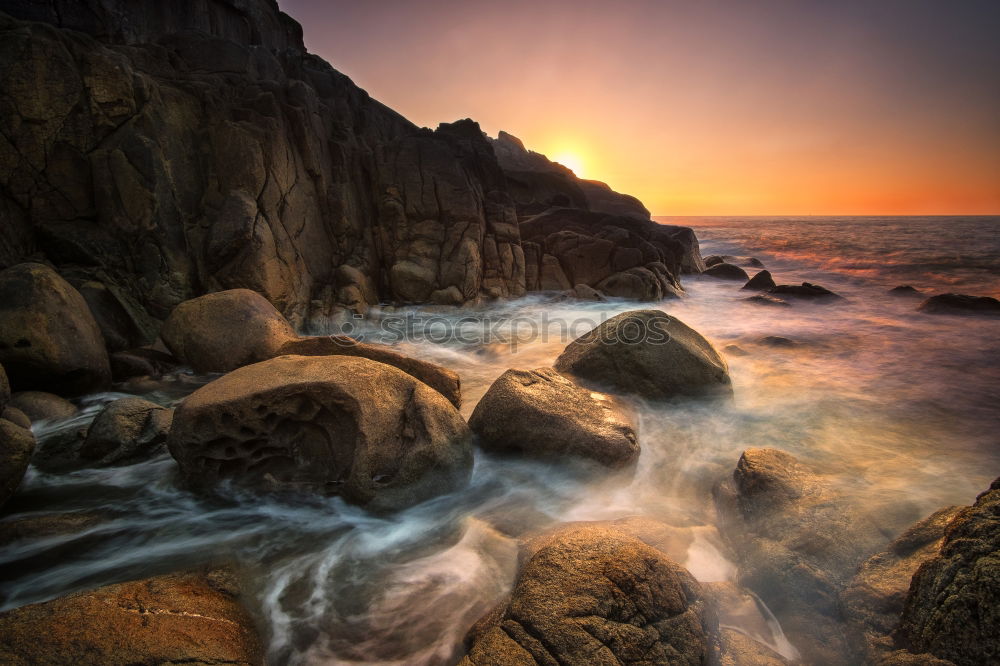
2,216 -> 999,664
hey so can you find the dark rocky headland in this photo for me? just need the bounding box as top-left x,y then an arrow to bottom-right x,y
0,1 -> 997,665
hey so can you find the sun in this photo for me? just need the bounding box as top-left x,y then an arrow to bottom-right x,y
552,152 -> 585,178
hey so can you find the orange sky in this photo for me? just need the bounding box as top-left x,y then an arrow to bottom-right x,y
283,0 -> 1000,216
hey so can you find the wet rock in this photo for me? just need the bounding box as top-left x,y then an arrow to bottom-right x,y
8,391 -> 78,422
0,510 -> 105,548
724,344 -> 749,357
743,270 -> 777,291
716,628 -> 789,665
0,263 -> 111,396
706,255 -> 765,269
889,285 -> 922,297
745,294 -> 790,307
161,289 -> 297,373
917,293 -> 1000,316
702,583 -> 793,665
0,570 -> 264,665
896,478 -> 1000,666
0,418 -> 35,509
554,310 -> 732,401
758,336 -> 797,348
1,407 -> 30,430
460,523 -> 712,665
109,348 -> 181,382
572,283 -> 606,301
714,448 -> 890,664
703,262 -> 750,281
841,505 -> 964,662
768,282 -> 843,301
275,336 -> 461,408
79,397 -> 172,466
469,367 -> 639,468
168,355 -> 473,512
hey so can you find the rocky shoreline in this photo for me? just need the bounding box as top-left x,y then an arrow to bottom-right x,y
1,1 -> 999,665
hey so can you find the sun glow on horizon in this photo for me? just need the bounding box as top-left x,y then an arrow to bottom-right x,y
552,152 -> 585,178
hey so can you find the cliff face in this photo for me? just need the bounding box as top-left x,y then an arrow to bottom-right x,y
0,0 -> 697,343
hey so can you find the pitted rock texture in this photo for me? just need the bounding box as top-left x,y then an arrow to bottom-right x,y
469,367 -> 639,468
167,355 -> 473,511
0,569 -> 264,665
460,524 -> 711,665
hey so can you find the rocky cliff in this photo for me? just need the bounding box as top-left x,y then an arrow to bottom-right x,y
0,0 -> 701,343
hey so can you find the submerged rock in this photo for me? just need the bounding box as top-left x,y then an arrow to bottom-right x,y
460,523 -> 712,665
161,289 -> 297,373
0,570 -> 264,665
888,285 -> 922,297
743,270 -> 777,291
706,255 -> 765,269
768,282 -> 843,301
167,355 -> 473,512
109,348 -> 181,382
275,336 -> 461,407
896,478 -> 1000,666
744,294 -> 790,307
554,310 -> 732,401
841,505 -> 964,662
714,448 -> 890,664
0,263 -> 111,396
469,367 -> 638,468
758,336 -> 797,348
0,418 -> 35,509
703,262 -> 750,281
918,293 -> 1000,316
8,391 -> 77,423
79,397 -> 173,466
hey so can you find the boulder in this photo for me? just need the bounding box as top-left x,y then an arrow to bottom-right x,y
460,524 -> 712,665
0,418 -> 36,509
768,282 -> 842,301
841,506 -> 964,662
108,348 -> 181,382
79,397 -> 173,466
0,263 -> 111,395
918,293 -> 1000,316
0,510 -> 105,549
274,336 -> 461,408
8,391 -> 77,422
554,310 -> 732,401
1,407 -> 30,430
703,262 -> 749,281
0,570 -> 264,665
744,294 -> 790,307
572,283 -> 605,301
897,478 -> 1000,666
743,270 -> 776,291
758,336 -> 797,348
724,344 -> 749,357
167,355 -> 473,511
714,448 -> 891,664
161,289 -> 297,373
469,367 -> 639,468
0,364 -> 7,413
705,255 -> 765,269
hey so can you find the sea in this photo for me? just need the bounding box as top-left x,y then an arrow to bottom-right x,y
1,215 -> 998,664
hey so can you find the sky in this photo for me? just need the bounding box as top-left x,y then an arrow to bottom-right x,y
281,0 -> 1000,216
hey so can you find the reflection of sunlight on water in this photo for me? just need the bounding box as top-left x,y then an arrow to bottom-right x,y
3,240 -> 1000,663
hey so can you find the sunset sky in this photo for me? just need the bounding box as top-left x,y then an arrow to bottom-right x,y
282,0 -> 1000,216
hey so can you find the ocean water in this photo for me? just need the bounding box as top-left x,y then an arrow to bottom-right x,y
2,216 -> 999,664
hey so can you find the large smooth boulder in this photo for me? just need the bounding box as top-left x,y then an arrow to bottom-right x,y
168,355 -> 473,511
897,478 -> 1000,666
460,524 -> 712,665
0,418 -> 35,509
918,293 -> 1000,316
0,263 -> 111,395
469,367 -> 638,468
841,505 -> 964,663
554,310 -> 732,401
743,270 -> 776,291
161,289 -> 297,373
0,570 -> 264,665
714,448 -> 892,664
703,262 -> 749,281
768,282 -> 842,301
79,397 -> 173,466
275,336 -> 461,407
7,391 -> 78,422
